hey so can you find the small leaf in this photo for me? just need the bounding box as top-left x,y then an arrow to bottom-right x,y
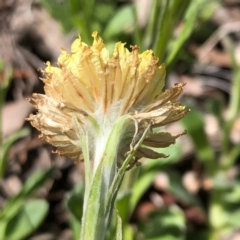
5,199 -> 49,240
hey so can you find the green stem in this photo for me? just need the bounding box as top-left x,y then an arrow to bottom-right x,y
80,116 -> 135,240
0,87 -> 4,146
220,37 -> 240,168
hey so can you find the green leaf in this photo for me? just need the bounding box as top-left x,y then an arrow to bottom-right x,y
167,171 -> 201,206
128,143 -> 182,214
212,173 -> 235,191
210,203 -> 229,229
207,99 -> 224,127
0,168 -> 54,222
227,38 -> 240,123
69,215 -> 81,240
227,210 -> 240,228
153,0 -> 191,62
129,170 -> 158,214
139,205 -> 186,240
116,190 -> 131,224
223,184 -> 240,204
40,0 -> 74,32
181,109 -> 215,175
227,145 -> 240,169
221,37 -> 240,159
4,199 -> 49,240
123,224 -> 134,240
66,184 -> 84,222
103,5 -> 134,39
166,0 -> 201,68
0,128 -> 30,179
66,185 -> 85,240
80,156 -> 106,240
143,0 -> 161,49
94,3 -> 115,24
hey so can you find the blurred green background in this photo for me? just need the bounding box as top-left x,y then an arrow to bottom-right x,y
1,0 -> 240,239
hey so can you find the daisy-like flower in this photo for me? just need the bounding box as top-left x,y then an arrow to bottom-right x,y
27,31 -> 188,240
27,31 -> 187,171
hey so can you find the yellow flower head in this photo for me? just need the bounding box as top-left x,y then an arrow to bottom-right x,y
27,32 -> 188,169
